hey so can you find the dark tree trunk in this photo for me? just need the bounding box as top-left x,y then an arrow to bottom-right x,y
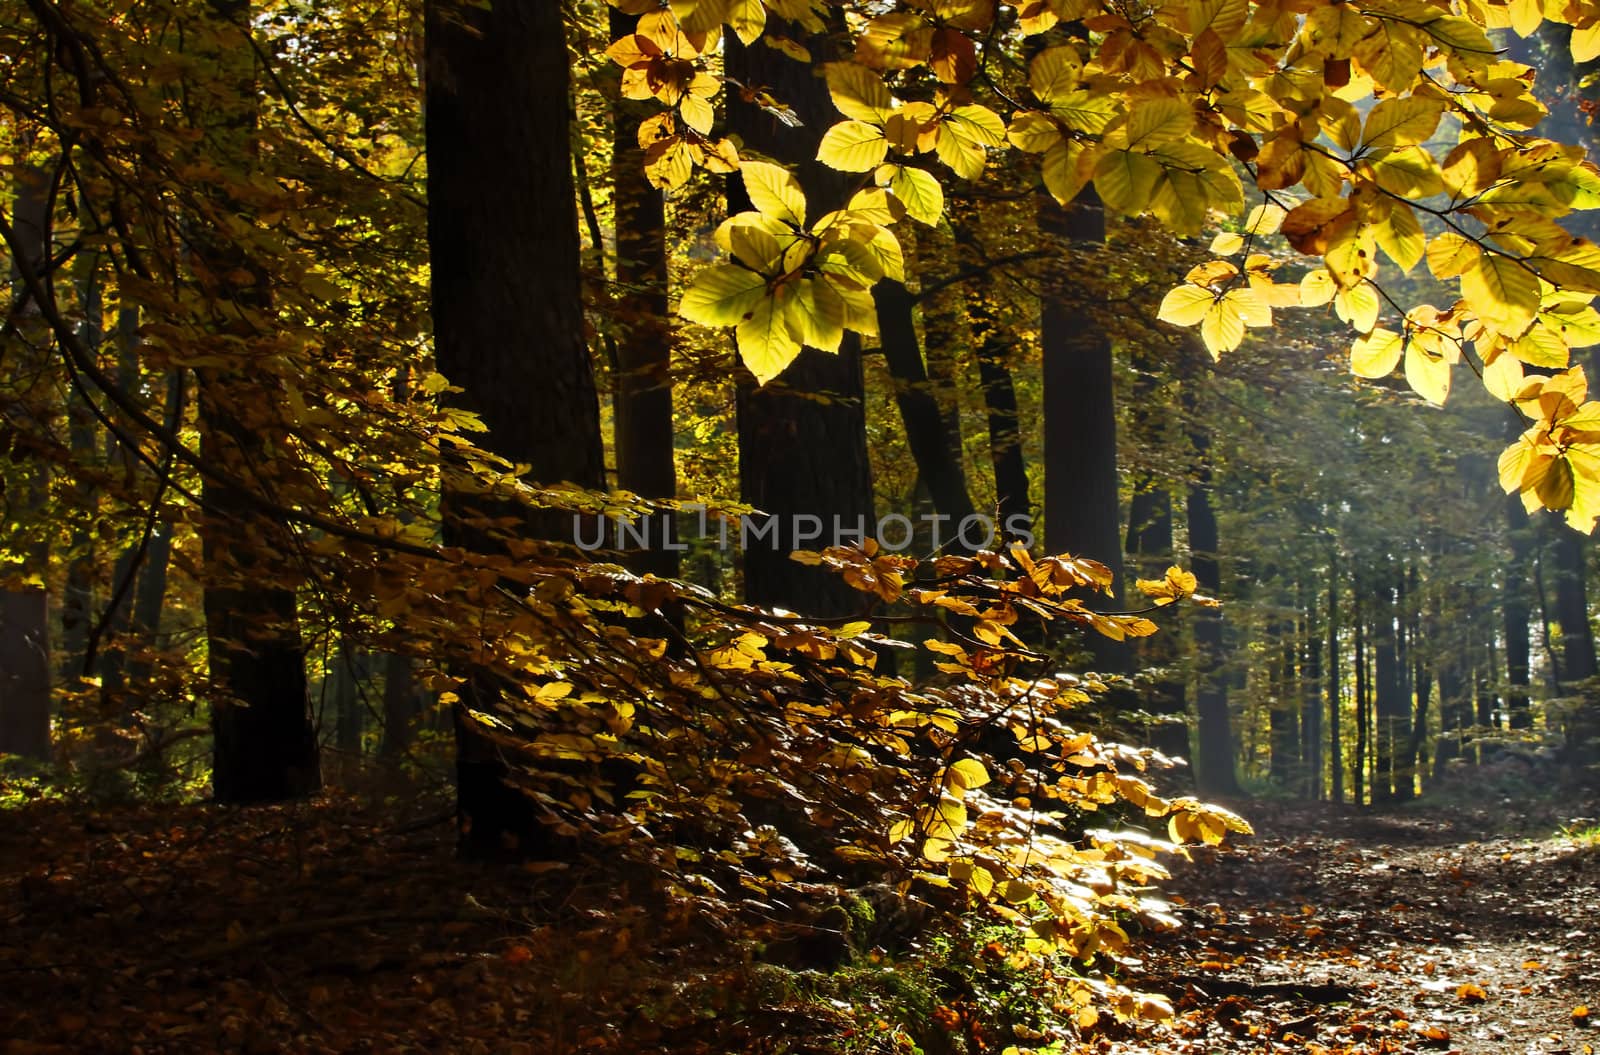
608,8 -> 678,577
379,653 -> 417,761
1125,345 -> 1187,765
727,20 -> 873,616
1328,558 -> 1343,804
1353,586 -> 1367,806
1504,497 -> 1534,730
1184,364 -> 1238,797
192,0 -> 318,804
1041,193 -> 1125,671
916,227 -> 971,500
875,281 -> 976,533
1553,523 -> 1599,768
1372,573 -> 1401,803
1303,579 -> 1324,801
0,157 -> 52,760
965,274 -> 1031,532
1268,607 -> 1299,790
426,0 -> 606,854
1392,566 -> 1416,799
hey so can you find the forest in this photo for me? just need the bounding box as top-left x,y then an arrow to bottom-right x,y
2,0 -> 1600,1051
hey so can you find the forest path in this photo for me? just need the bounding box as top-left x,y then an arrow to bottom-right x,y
1135,800 -> 1600,1055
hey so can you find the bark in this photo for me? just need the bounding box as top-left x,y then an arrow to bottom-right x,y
608,8 -> 677,577
379,652 -> 417,761
194,0 -> 318,804
727,19 -> 873,616
1353,586 -> 1367,806
1503,497 -> 1534,730
1041,192 -> 1125,671
426,0 -> 606,854
874,280 -> 976,532
1,158 -> 52,759
915,228 -> 971,502
965,273 -> 1031,530
1125,344 -> 1187,765
1268,605 -> 1299,789
1184,365 -> 1238,797
1372,573 -> 1401,803
1328,558 -> 1343,804
1553,523 -> 1599,768
1303,579 -> 1324,800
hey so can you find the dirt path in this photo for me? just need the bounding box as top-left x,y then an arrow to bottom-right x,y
1134,803 -> 1600,1055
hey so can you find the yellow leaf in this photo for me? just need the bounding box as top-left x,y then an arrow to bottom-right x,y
679,264 -> 768,326
1573,24 -> 1600,63
741,161 -> 807,226
887,165 -> 944,225
1210,232 -> 1245,255
1335,283 -> 1381,333
1200,294 -> 1246,357
1029,45 -> 1083,102
1041,140 -> 1093,205
946,758 -> 990,790
1360,96 -> 1444,152
1375,204 -> 1425,273
1405,344 -> 1451,405
1351,327 -> 1403,377
1463,255 -> 1541,335
736,291 -> 803,383
1118,97 -> 1193,149
1157,284 -> 1214,327
1427,232 -> 1480,280
1007,111 -> 1062,154
823,61 -> 895,124
817,120 -> 889,172
1094,149 -> 1162,215
1301,268 -> 1337,307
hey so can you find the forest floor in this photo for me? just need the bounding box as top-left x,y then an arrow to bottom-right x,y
1,787 -> 1597,1055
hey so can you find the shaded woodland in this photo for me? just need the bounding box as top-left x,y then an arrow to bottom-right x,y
3,0 -> 1600,1052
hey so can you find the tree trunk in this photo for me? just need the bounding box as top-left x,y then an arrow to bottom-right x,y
192,0 -> 318,804
1353,586 -> 1367,806
426,0 -> 606,854
965,270 -> 1031,532
608,8 -> 678,577
727,20 -> 874,616
1125,344 -> 1187,765
1553,523 -> 1599,769
875,281 -> 976,533
1303,579 -> 1324,800
1,157 -> 52,760
1328,557 -> 1343,804
1504,496 -> 1534,730
1041,192 -> 1125,671
1268,606 -> 1299,789
379,653 -> 417,761
1372,573 -> 1400,803
1184,363 -> 1238,797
